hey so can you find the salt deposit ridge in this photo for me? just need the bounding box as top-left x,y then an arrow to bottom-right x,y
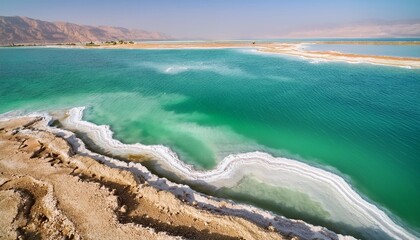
58,107 -> 417,240
0,109 -> 357,240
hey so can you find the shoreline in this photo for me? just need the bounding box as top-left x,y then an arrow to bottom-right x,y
92,41 -> 420,69
0,111 -> 351,239
57,107 -> 417,240
1,107 -> 417,239
259,43 -> 420,69
3,40 -> 419,68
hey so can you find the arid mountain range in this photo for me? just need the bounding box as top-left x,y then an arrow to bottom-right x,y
0,16 -> 169,44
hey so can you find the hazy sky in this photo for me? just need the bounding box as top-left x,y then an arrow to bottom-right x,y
1,0 -> 419,39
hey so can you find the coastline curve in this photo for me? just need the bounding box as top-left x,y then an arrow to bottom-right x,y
60,107 -> 417,240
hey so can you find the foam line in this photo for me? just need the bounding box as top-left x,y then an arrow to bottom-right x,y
61,107 -> 416,239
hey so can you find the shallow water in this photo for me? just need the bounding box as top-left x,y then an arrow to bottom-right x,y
0,47 -> 419,238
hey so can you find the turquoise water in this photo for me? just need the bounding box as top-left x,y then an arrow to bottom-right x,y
1,47 -> 419,238
303,43 -> 420,58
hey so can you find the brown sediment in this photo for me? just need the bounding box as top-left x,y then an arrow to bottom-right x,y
0,117 -> 285,240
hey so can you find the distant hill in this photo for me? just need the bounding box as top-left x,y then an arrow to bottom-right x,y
0,16 -> 169,44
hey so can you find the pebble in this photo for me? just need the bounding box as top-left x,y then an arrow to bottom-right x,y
120,205 -> 127,213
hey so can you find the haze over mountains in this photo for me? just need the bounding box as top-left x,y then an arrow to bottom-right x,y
0,16 -> 169,44
285,20 -> 420,38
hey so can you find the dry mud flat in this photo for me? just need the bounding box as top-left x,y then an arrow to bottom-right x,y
0,116 -> 347,240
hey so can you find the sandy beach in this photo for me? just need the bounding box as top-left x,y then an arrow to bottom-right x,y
86,41 -> 420,69
0,115 -> 349,239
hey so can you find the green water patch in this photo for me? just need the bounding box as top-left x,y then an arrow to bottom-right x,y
81,92 -> 262,169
